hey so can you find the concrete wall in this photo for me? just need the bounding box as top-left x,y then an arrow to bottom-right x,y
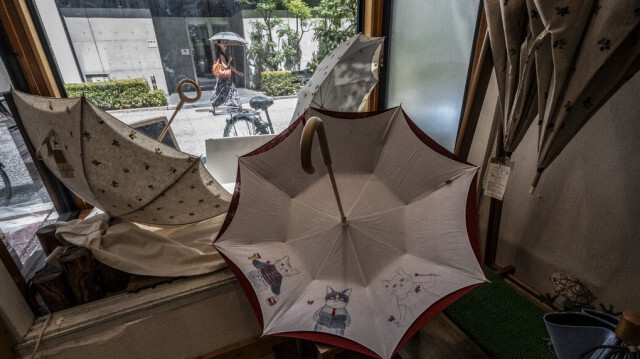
469,71 -> 640,312
151,17 -> 196,93
34,0 -> 83,84
62,9 -> 168,93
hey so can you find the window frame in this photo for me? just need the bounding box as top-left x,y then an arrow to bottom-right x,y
4,2 -> 498,357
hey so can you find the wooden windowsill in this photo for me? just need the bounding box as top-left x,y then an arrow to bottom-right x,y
14,268 -> 237,356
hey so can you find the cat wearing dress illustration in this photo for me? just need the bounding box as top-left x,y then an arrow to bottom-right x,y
382,267 -> 438,326
313,286 -> 352,336
247,255 -> 299,306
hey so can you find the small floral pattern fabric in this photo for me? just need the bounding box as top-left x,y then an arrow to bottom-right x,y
485,0 -> 640,170
12,90 -> 231,225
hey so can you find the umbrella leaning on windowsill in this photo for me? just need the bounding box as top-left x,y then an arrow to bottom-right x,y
214,107 -> 486,359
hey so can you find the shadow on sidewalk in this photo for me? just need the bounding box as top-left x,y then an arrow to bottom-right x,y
167,87 -> 265,109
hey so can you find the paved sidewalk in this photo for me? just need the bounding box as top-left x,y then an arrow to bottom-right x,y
110,97 -> 298,157
166,87 -> 266,109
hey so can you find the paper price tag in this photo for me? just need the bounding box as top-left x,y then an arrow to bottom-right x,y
484,162 -> 511,201
52,149 -> 75,178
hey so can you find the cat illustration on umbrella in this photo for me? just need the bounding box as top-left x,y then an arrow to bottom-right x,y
247,255 -> 299,306
383,267 -> 439,326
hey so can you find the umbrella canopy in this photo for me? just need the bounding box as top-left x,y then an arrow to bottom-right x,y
208,31 -> 248,45
214,107 -> 486,359
291,33 -> 384,122
532,1 -> 640,182
11,90 -> 231,225
486,0 -> 640,191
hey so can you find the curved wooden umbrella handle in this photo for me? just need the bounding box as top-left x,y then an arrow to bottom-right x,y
157,79 -> 201,142
300,117 -> 346,223
301,117 -> 332,174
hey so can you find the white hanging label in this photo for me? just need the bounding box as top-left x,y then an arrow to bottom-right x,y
484,161 -> 511,201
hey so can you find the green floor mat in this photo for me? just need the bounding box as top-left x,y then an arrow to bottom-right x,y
444,268 -> 555,359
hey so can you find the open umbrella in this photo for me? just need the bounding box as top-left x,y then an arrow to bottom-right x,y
291,33 -> 384,122
208,31 -> 248,46
10,89 -> 231,225
214,107 -> 486,359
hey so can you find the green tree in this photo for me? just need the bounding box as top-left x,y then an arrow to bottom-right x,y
239,0 -> 284,86
310,0 -> 357,69
280,0 -> 313,70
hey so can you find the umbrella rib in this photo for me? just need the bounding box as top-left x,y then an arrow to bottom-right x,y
117,159 -> 202,218
349,222 -> 485,283
346,229 -> 388,356
370,107 -> 403,172
240,158 -> 347,223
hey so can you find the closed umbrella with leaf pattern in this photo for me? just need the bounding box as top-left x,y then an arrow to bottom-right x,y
486,0 -> 640,192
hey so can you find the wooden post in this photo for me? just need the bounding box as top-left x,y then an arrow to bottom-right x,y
57,246 -> 104,304
94,260 -> 130,293
616,310 -> 640,346
35,224 -> 63,256
31,266 -> 76,312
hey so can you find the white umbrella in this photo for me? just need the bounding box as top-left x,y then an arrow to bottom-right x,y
291,33 -> 384,122
11,90 -> 231,225
208,31 -> 248,45
214,107 -> 486,359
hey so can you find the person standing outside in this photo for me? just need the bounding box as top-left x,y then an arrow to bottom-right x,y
209,40 -> 244,115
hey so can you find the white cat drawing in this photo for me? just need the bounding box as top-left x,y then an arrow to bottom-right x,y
382,267 -> 438,326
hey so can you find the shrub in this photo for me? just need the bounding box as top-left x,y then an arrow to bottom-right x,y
261,71 -> 302,96
64,78 -> 168,110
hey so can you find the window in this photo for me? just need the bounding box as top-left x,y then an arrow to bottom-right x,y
33,0 -> 359,157
0,24 -> 78,283
384,0 -> 481,151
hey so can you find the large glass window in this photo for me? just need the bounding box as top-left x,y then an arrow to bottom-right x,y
0,50 -> 60,279
385,0 -> 481,151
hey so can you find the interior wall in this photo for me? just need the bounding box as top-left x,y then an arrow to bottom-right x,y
485,72 -> 640,312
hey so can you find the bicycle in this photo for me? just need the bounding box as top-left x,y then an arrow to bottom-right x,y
223,95 -> 275,137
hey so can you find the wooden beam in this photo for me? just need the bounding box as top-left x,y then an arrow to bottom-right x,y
455,9 -> 490,159
362,0 -> 383,111
0,0 -> 60,97
1,326 -> 14,359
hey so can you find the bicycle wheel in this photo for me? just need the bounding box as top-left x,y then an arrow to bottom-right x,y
223,114 -> 269,137
0,167 -> 11,207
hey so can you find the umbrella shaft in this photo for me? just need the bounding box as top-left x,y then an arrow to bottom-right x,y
327,164 -> 346,223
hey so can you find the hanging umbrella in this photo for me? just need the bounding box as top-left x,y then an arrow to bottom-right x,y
528,0 -> 640,192
290,33 -> 384,122
486,0 -> 640,192
214,107 -> 486,359
208,31 -> 248,46
11,89 -> 231,225
484,0 -> 540,157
